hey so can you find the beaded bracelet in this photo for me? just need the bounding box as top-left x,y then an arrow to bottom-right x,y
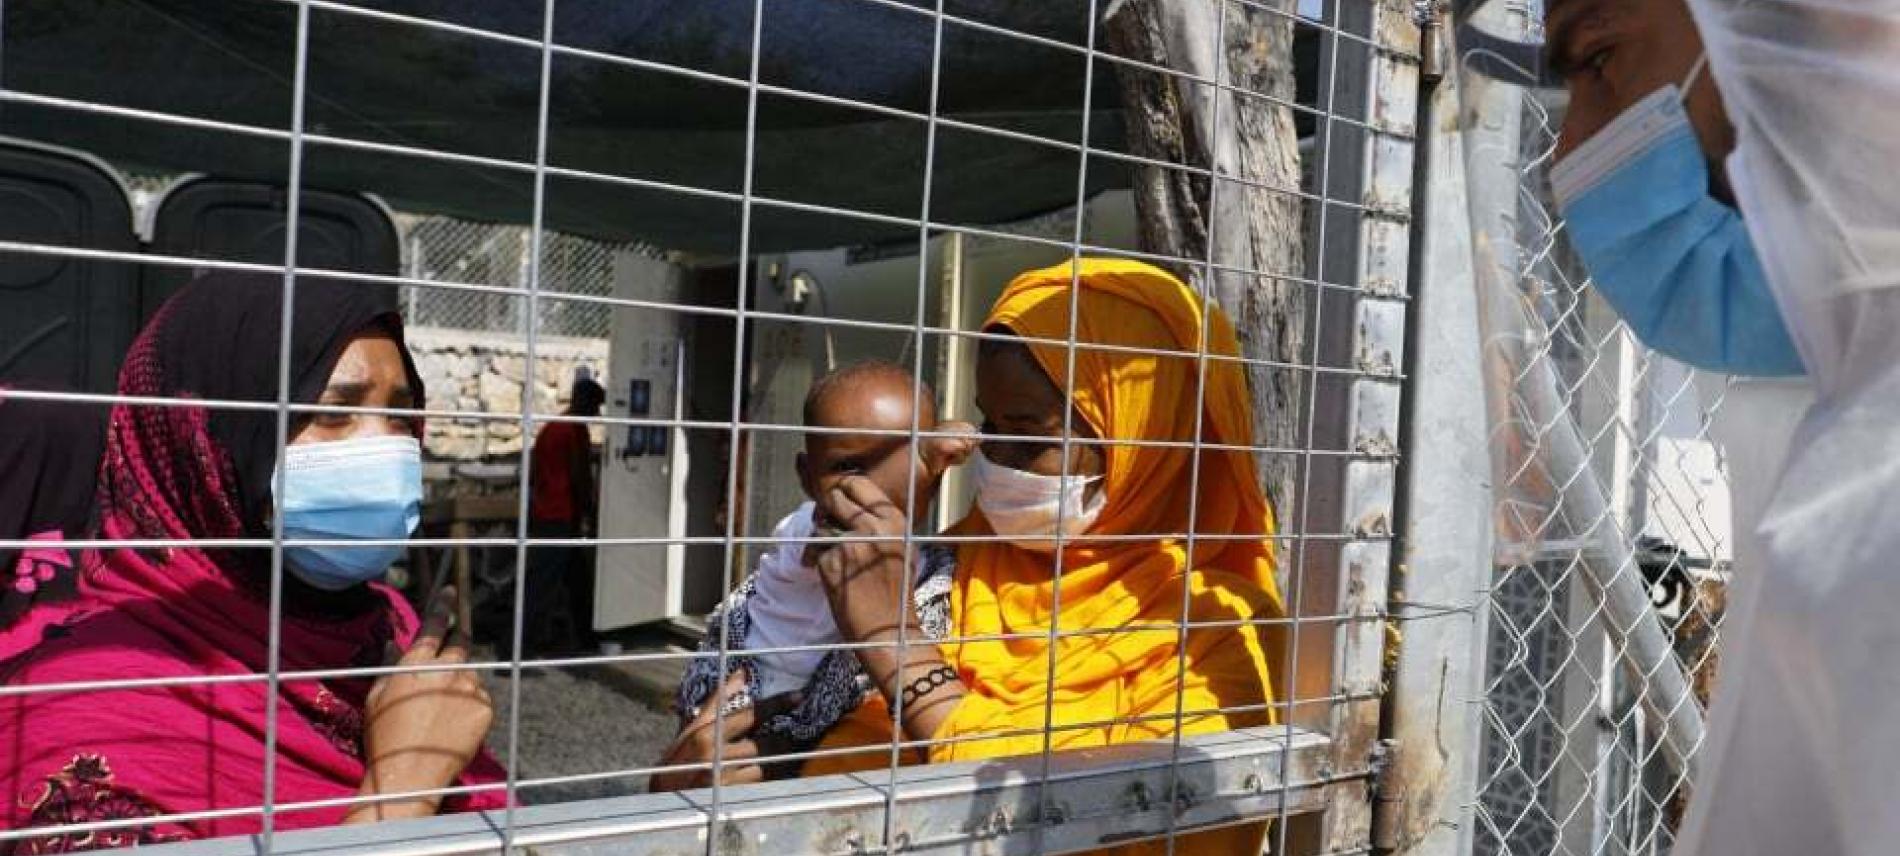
896,664 -> 959,715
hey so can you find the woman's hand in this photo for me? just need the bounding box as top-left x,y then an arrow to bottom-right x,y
814,476 -> 965,741
649,668 -> 768,792
346,588 -> 492,825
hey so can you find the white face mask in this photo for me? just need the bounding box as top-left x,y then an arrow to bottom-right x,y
970,449 -> 1104,552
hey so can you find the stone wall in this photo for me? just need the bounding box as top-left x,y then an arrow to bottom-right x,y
405,326 -> 610,461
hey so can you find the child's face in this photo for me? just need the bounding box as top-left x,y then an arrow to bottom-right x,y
799,381 -> 936,530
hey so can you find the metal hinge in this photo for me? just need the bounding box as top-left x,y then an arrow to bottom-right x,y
1368,738 -> 1400,792
1414,1 -> 1446,85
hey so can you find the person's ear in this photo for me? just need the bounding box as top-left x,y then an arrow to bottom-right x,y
796,451 -> 814,496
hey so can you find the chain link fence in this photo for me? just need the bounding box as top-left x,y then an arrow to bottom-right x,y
396,214 -> 646,340
1464,24 -> 1733,856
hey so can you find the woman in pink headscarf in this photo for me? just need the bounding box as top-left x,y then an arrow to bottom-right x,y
0,272 -> 503,852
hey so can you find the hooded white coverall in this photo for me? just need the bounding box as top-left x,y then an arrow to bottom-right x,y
1675,2 -> 1900,853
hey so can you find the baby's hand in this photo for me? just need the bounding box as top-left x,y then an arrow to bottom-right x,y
653,666 -> 760,792
926,420 -> 979,475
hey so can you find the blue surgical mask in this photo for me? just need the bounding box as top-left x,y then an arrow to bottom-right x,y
274,435 -> 423,591
1551,56 -> 1805,377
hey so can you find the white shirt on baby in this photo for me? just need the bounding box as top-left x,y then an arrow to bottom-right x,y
742,501 -> 835,700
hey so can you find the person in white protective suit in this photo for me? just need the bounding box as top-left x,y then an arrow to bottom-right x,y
1545,0 -> 1900,852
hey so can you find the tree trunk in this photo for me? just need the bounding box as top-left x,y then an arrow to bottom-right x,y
1104,0 -> 1307,519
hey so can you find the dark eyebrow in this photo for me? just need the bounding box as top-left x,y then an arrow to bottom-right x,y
316,382 -> 414,406
1543,0 -> 1606,78
318,381 -> 372,402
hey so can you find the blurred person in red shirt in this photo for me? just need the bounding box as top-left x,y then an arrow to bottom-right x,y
524,374 -> 604,655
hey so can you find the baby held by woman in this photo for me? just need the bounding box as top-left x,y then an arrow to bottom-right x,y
670,361 -> 972,775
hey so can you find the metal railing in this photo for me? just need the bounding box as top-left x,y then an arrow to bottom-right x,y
146,726 -> 1334,856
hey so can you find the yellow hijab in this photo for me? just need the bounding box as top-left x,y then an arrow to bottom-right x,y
935,258 -> 1284,764
805,259 -> 1285,854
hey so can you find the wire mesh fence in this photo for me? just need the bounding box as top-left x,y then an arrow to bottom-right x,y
1459,7 -> 1733,854
397,214 -> 639,341
0,1 -> 1433,854
0,0 -> 1762,853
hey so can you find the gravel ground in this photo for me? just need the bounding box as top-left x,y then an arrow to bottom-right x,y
481,665 -> 679,805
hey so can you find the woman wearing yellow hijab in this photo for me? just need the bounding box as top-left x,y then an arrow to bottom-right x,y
783,258 -> 1286,854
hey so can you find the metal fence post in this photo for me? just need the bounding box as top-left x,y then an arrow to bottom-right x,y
1372,5 -> 1495,854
